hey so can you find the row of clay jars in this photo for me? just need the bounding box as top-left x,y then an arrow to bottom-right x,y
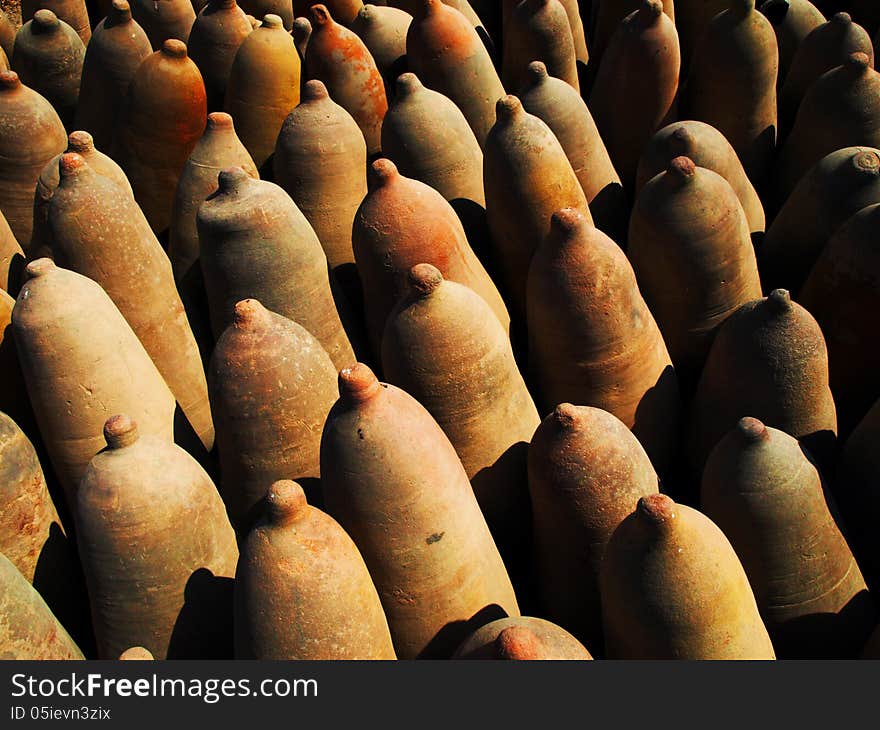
353,159 -> 508,357
12,260 -> 176,510
590,0 -> 680,194
46,153 -> 215,453
381,264 -> 538,586
800,202 -> 880,435
452,616 -> 592,660
628,157 -> 761,390
235,480 -> 396,659
0,551 -> 84,659
114,39 -> 207,236
76,414 -> 238,659
209,300 -> 338,531
703,417 -> 874,658
75,1 -> 152,153
529,404 -> 659,653
601,494 -> 776,659
0,72 -> 66,247
320,363 -> 520,659
682,0 -> 778,193
11,10 -> 84,131
196,167 -> 356,369
527,209 -> 681,477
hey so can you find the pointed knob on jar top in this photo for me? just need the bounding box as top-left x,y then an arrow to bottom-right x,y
0,71 -> 21,90
636,0 -> 664,25
162,39 -> 188,59
523,61 -> 549,88
266,480 -> 310,526
24,258 -> 57,280
395,72 -> 423,98
207,111 -> 235,132
119,646 -> 154,660
292,16 -> 312,50
67,131 -> 95,155
358,4 -> 377,23
58,152 -> 92,182
217,166 -> 251,194
415,0 -> 443,19
550,403 -> 584,431
367,158 -> 399,191
32,9 -> 61,32
843,51 -> 871,76
635,493 -> 678,533
735,416 -> 771,444
852,149 -> 880,176
262,13 -> 283,28
301,78 -> 328,102
548,207 -> 589,245
666,156 -> 697,186
247,15 -> 261,28
669,126 -> 696,155
407,263 -> 443,298
232,298 -> 270,329
309,4 -> 334,27
495,95 -> 525,124
765,288 -> 793,314
495,627 -> 542,660
831,12 -> 853,26
338,362 -> 383,404
103,414 -> 140,449
108,0 -> 134,24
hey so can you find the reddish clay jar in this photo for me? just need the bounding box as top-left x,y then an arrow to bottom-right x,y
702,417 -> 874,658
12,260 -> 176,510
353,159 -> 509,356
208,299 -> 338,530
76,414 -> 238,659
224,14 -> 300,169
74,1 -> 153,152
600,494 -> 776,659
484,96 -> 590,321
197,167 -> 356,370
303,4 -> 387,155
320,364 -> 520,658
529,404 -> 659,652
683,0 -> 778,191
590,0 -> 680,193
527,209 -> 681,476
0,72 -> 66,248
687,289 -> 838,477
11,10 -> 85,131
452,616 -> 593,659
235,480 -> 397,659
406,0 -> 504,148
114,39 -> 207,236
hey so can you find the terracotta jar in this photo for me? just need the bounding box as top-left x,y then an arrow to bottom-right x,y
600,494 -> 776,659
21,0 -> 92,44
76,414 -> 238,659
760,0 -> 825,89
186,0 -> 252,110
130,0 -> 196,48
350,4 -> 411,91
209,299 -> 338,530
682,0 -> 778,191
628,157 -> 762,388
353,158 -> 509,356
11,10 -> 85,130
452,616 -> 593,659
702,417 -> 873,658
519,61 -> 626,243
590,0 -> 680,192
235,480 -> 397,659
406,0 -> 504,148
687,289 -> 838,477
303,4 -> 387,155
636,120 -> 766,236
74,1 -> 153,152
0,551 -> 84,659
484,96 -> 589,321
320,363 -> 520,658
197,167 -> 356,369
760,146 -> 880,294
527,208 -> 681,476
591,0 -> 674,72
224,14 -> 300,169
382,264 -> 539,584
528,403 -> 659,653
11,260 -> 176,510
114,39 -> 207,236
